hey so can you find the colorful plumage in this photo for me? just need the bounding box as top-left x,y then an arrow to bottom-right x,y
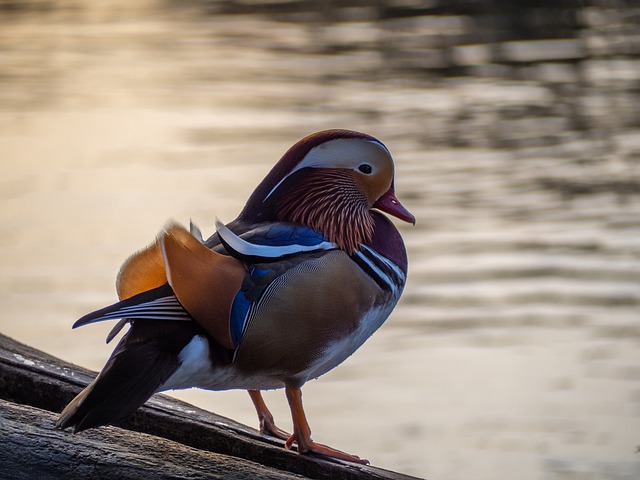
56,129 -> 415,464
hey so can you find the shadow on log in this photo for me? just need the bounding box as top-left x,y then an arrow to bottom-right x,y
0,334 -> 421,480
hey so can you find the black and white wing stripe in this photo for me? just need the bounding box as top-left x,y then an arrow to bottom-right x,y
352,244 -> 406,292
215,219 -> 337,263
73,284 -> 192,342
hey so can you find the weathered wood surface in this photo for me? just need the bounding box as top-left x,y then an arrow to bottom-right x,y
1,399 -> 305,480
0,334 -> 421,480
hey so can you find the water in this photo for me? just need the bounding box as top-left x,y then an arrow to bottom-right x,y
1,2 -> 640,478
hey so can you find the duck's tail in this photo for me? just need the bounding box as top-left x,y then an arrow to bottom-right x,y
56,284 -> 201,432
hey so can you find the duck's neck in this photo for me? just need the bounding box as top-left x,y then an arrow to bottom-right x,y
274,169 -> 374,254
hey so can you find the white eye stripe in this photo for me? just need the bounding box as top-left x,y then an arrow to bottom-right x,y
262,139 -> 390,203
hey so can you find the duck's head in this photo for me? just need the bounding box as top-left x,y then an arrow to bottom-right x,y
240,129 -> 415,253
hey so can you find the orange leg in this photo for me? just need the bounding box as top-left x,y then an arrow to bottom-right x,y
248,390 -> 289,440
284,384 -> 369,465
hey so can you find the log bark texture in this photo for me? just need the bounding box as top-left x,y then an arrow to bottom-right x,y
1,399 -> 305,480
0,334 -> 421,480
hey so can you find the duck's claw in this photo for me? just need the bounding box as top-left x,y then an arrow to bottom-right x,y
248,389 -> 290,440
285,434 -> 369,465
259,414 -> 290,440
284,384 -> 369,464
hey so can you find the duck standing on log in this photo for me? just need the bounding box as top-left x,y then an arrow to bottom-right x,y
57,129 -> 415,464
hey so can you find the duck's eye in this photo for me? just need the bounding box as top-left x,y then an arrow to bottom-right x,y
358,163 -> 373,174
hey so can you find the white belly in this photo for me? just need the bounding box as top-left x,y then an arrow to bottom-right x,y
162,335 -> 284,392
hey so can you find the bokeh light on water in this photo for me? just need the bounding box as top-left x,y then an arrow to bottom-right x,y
1,1 -> 640,478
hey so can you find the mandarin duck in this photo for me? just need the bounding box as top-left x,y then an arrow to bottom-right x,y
56,129 -> 414,464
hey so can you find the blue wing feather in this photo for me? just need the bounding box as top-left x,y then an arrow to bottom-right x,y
230,290 -> 251,347
257,223 -> 328,246
216,220 -> 337,263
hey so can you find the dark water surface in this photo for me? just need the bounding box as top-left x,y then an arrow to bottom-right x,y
1,2 -> 639,478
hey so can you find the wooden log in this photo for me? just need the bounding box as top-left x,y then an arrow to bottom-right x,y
0,334 -> 421,480
0,399 -> 304,480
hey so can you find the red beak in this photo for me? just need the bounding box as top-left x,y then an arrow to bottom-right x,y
373,188 -> 415,225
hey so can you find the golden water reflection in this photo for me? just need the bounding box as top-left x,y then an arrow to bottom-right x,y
1,2 -> 640,479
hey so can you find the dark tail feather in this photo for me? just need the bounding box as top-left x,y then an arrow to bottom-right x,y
57,320 -> 200,432
73,283 -> 192,330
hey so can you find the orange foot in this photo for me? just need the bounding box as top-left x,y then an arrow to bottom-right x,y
248,389 -> 290,440
285,433 -> 369,465
259,412 -> 290,440
284,384 -> 369,465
